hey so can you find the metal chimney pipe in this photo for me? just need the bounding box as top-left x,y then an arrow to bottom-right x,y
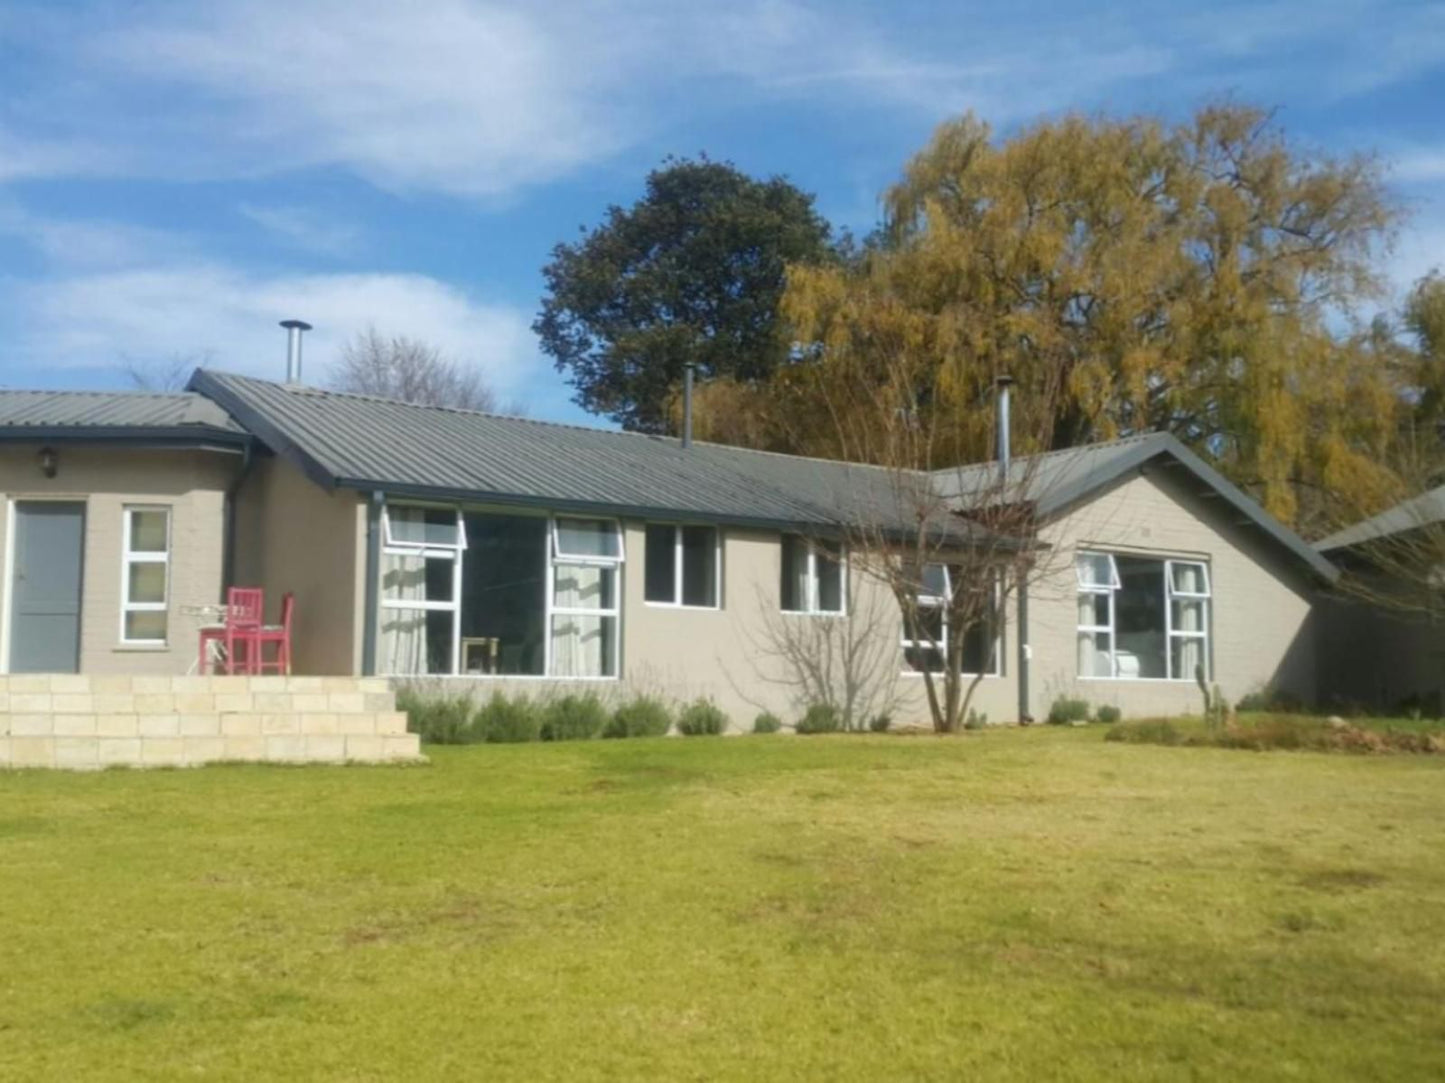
996,373 -> 1014,486
280,319 -> 313,384
681,363 -> 695,448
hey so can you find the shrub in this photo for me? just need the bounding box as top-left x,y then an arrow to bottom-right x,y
752,711 -> 783,735
473,693 -> 542,744
869,713 -> 893,733
795,703 -> 842,735
604,696 -> 673,739
398,689 -> 477,745
1096,705 -> 1122,724
963,708 -> 988,730
677,698 -> 728,736
1105,719 -> 1182,746
539,694 -> 608,741
1047,696 -> 1091,725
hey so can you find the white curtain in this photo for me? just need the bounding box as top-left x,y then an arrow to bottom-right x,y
1077,593 -> 1110,676
379,553 -> 426,674
551,564 -> 612,677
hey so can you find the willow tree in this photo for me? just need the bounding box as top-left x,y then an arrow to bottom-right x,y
692,104 -> 1402,529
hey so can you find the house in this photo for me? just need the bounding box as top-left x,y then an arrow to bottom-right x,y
0,368 -> 1339,728
1314,487 -> 1445,714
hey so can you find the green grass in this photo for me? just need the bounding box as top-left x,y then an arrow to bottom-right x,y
2,729 -> 1444,1081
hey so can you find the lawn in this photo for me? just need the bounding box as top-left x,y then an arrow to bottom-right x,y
2,728 -> 1443,1081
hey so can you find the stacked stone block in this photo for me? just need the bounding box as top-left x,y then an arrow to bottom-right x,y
0,675 -> 422,770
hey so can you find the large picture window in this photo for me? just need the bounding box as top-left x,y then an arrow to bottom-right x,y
377,503 -> 622,680
900,563 -> 1000,677
644,524 -> 719,608
121,506 -> 170,644
1076,550 -> 1210,681
780,534 -> 845,615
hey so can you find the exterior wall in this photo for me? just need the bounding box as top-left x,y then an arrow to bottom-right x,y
395,519 -> 1013,731
233,455 -> 366,675
1316,587 -> 1445,713
0,673 -> 420,769
0,445 -> 239,675
1026,466 -> 1320,719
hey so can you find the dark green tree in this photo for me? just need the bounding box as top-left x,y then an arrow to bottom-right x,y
534,156 -> 837,432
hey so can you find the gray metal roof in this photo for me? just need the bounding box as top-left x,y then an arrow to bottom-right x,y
1316,485 -> 1445,552
932,432 -> 1339,583
189,369 -> 981,541
0,388 -> 244,444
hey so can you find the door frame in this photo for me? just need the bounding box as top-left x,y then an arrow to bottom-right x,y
1,496 -> 89,675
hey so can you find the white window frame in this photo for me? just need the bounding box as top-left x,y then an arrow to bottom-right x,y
547,516 -> 623,679
379,505 -> 467,675
781,535 -> 848,616
1075,549 -> 1211,682
120,505 -> 171,645
643,523 -> 722,610
1166,559 -> 1211,682
551,516 -> 624,564
900,563 -> 1002,678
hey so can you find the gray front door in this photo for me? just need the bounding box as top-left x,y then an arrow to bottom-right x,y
10,502 -> 85,673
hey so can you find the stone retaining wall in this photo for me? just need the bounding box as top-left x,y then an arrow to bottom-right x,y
0,675 -> 422,770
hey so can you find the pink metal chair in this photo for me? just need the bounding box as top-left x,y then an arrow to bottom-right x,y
254,592 -> 294,676
224,587 -> 264,675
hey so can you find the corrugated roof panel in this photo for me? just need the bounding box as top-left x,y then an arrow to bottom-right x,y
191,370 -> 960,538
0,389 -> 242,433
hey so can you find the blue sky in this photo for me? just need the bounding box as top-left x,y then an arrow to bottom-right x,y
1,0 -> 1442,424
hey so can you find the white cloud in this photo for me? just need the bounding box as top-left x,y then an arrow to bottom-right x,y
238,204 -> 362,257
0,0 -> 1427,200
1391,149 -> 1445,185
7,263 -> 543,398
0,201 -> 193,269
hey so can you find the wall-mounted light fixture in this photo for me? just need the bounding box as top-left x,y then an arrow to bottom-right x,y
38,446 -> 58,479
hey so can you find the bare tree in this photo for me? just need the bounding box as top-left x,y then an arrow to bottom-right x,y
120,350 -> 214,392
328,327 -> 501,411
730,580 -> 901,730
790,349 -> 1069,734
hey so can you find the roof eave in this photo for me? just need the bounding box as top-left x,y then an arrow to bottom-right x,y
0,425 -> 250,452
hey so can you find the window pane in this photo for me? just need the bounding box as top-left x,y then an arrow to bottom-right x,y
127,562 -> 166,605
904,645 -> 944,673
903,604 -> 945,645
555,517 -> 620,558
1076,552 -> 1116,588
388,506 -> 462,548
377,608 -> 453,675
1172,636 -> 1207,683
1171,562 -> 1209,595
780,535 -> 808,612
129,510 -> 168,553
920,563 -> 949,598
815,543 -> 843,612
644,524 -> 677,603
554,563 -> 616,611
1172,598 -> 1207,633
460,512 -> 546,676
1114,556 -> 1167,679
550,614 -> 616,677
381,552 -> 453,603
1078,590 -> 1110,628
1078,631 -> 1113,677
125,610 -> 167,642
960,617 -> 994,675
680,526 -> 717,607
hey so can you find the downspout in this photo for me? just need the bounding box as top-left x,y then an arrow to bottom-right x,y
996,374 -> 1031,722
361,490 -> 384,676
221,440 -> 256,593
